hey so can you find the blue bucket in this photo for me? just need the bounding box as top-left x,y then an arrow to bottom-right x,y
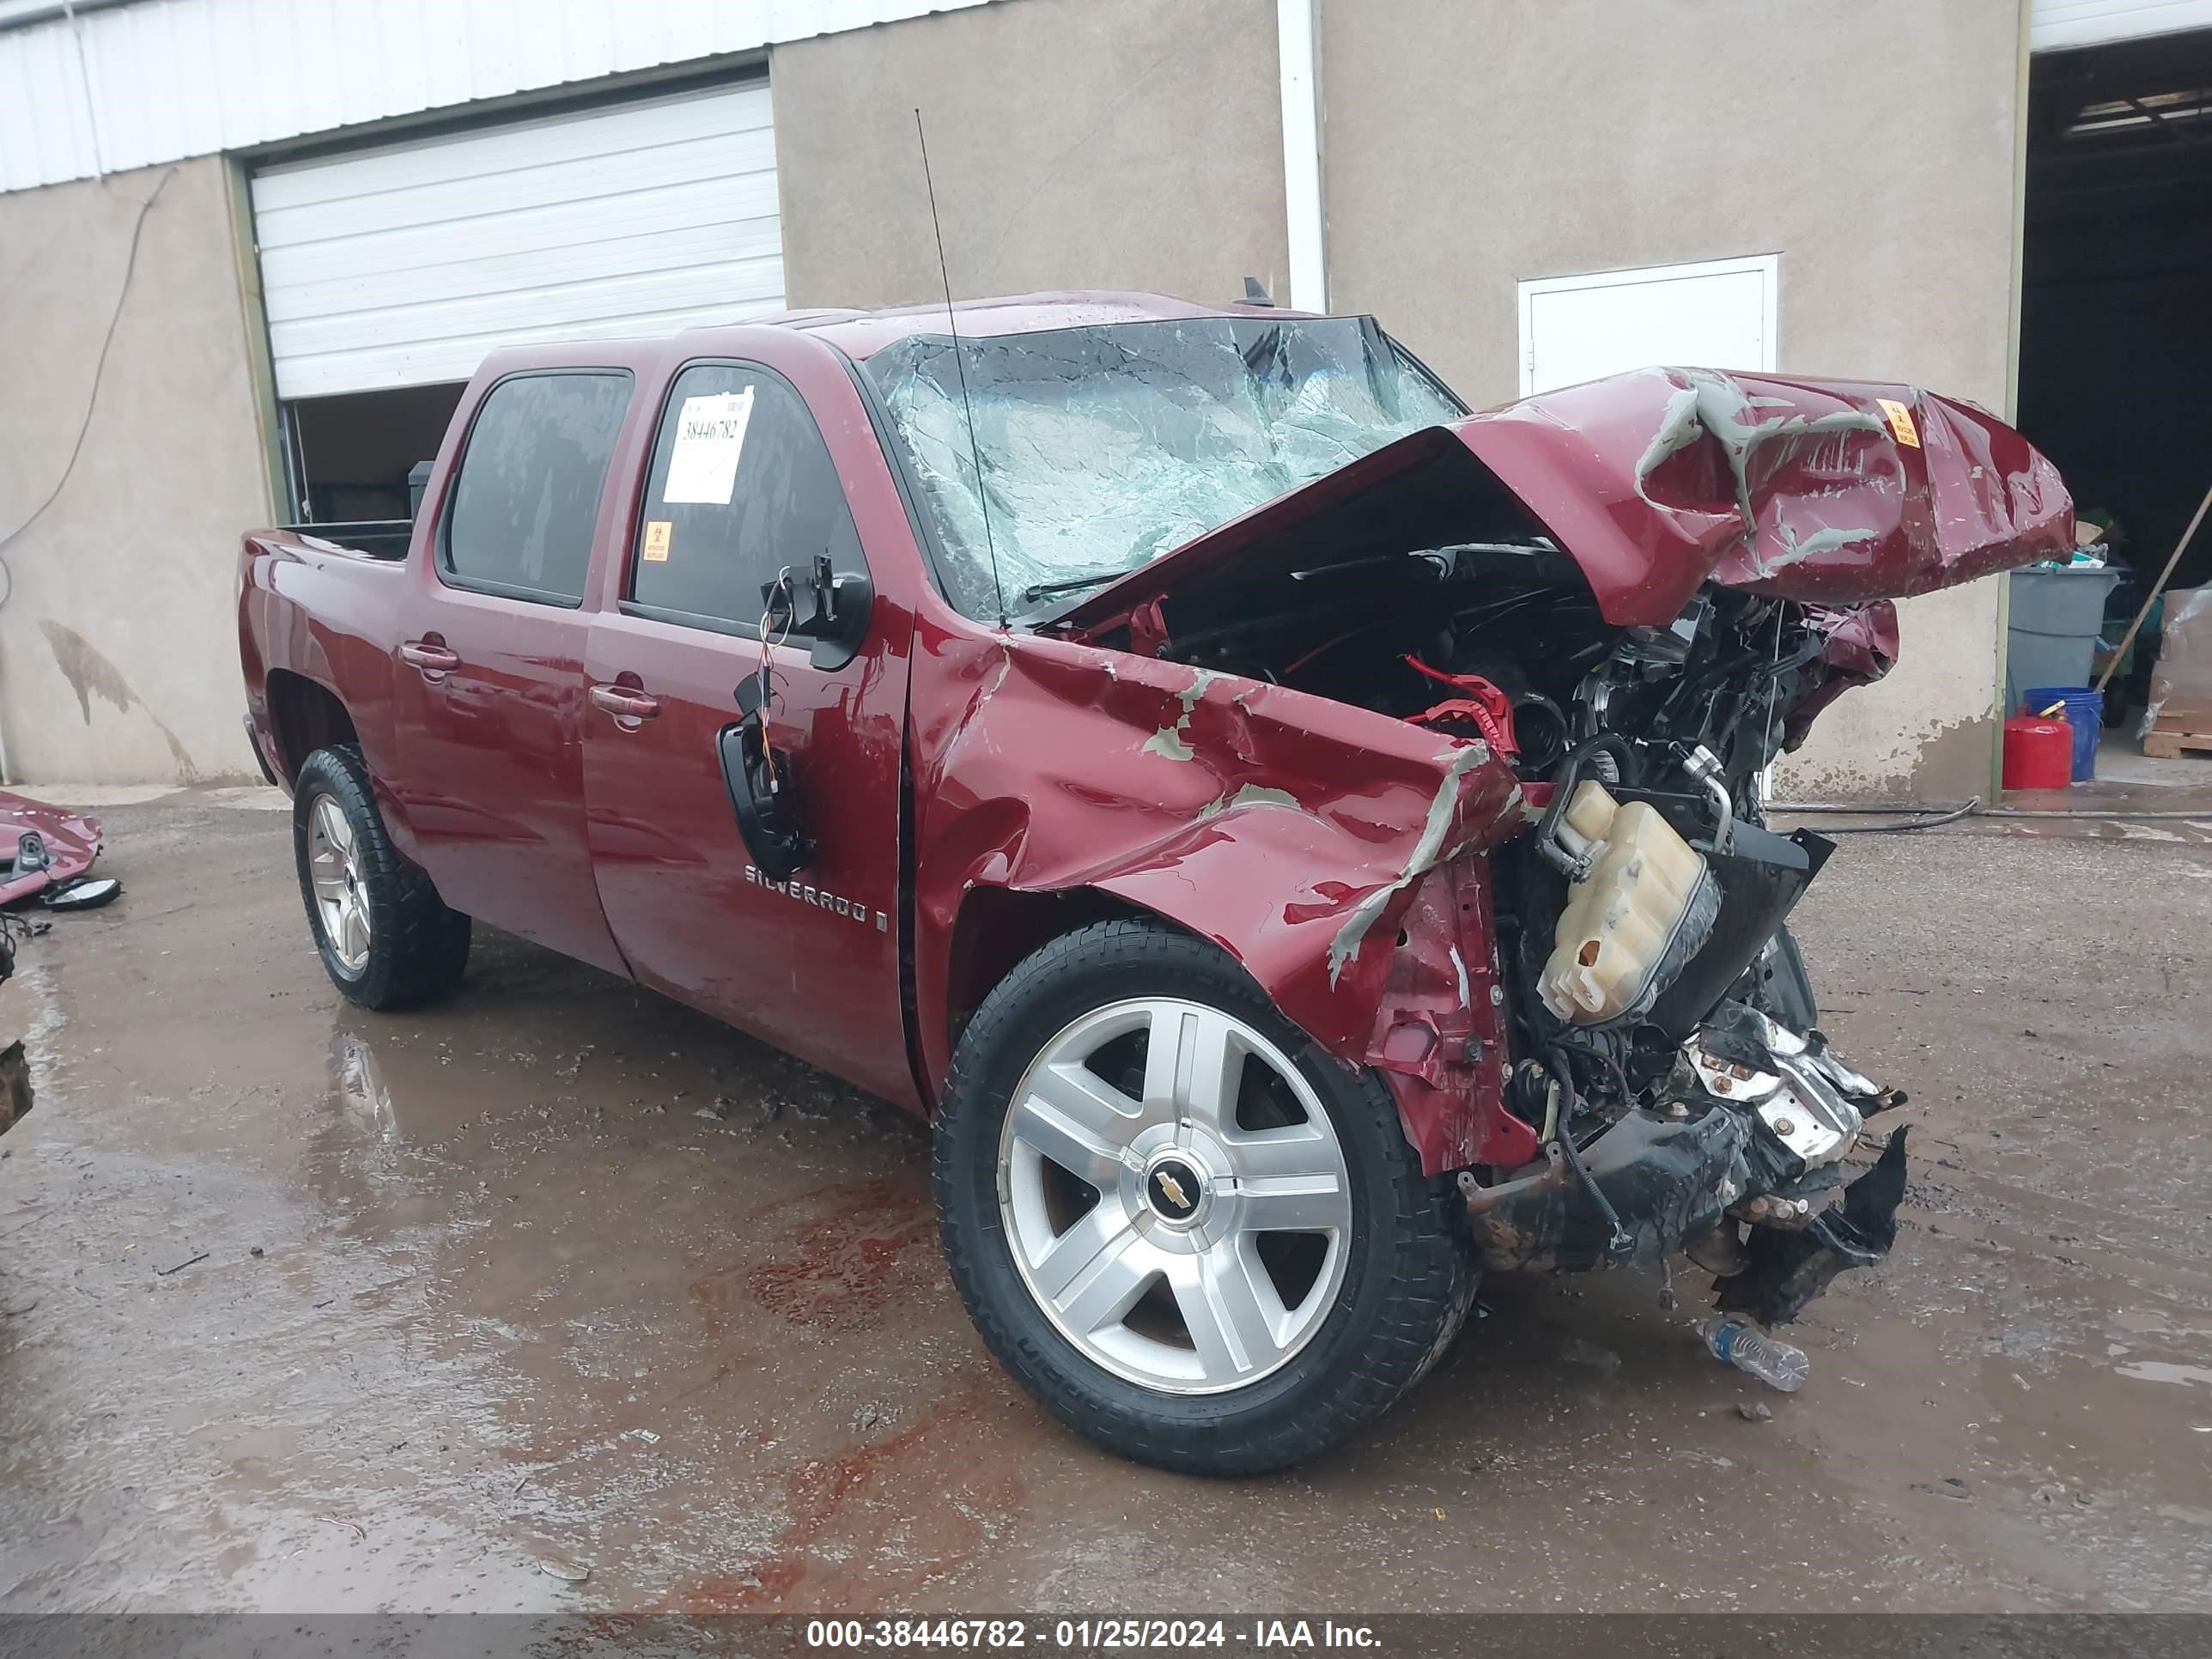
2021,685 -> 2102,781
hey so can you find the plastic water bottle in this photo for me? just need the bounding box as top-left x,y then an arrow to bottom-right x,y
1693,1316 -> 1810,1393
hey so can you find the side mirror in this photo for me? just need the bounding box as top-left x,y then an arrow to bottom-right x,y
805,563 -> 874,672
759,556 -> 874,671
40,876 -> 121,911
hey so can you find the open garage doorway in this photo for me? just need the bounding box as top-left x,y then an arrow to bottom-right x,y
283,383 -> 466,526
250,77 -> 784,537
2019,29 -> 2212,735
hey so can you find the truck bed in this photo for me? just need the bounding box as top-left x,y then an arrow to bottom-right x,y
276,520 -> 413,560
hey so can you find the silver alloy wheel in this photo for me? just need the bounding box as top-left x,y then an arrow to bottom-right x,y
997,997 -> 1353,1395
307,793 -> 372,975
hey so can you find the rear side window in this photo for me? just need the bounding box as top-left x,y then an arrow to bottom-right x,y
443,371 -> 631,604
627,362 -> 865,631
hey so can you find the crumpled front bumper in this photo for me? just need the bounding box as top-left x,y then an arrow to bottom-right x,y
1461,1108 -> 1748,1275
1459,1006 -> 1909,1325
1710,1125 -> 1908,1326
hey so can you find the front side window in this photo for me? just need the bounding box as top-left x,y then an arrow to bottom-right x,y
859,315 -> 1464,619
442,371 -> 631,604
628,363 -> 865,630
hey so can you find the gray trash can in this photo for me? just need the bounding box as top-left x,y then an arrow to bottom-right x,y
2004,566 -> 2123,714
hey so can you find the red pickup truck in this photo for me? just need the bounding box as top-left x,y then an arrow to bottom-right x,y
240,291 -> 2070,1474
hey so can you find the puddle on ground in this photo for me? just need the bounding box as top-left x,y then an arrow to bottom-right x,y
2114,1361 -> 2212,1389
1,801 -> 2209,1612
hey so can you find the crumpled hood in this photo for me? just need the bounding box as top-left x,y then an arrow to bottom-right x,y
1054,367 -> 2074,635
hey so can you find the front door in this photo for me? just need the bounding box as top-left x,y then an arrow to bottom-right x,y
386,369 -> 634,974
579,361 -> 915,1104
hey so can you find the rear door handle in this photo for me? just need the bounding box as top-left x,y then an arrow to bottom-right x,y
401,639 -> 460,673
589,683 -> 661,723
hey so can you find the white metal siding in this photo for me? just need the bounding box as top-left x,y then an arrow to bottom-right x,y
252,82 -> 781,398
2033,1 -> 2212,51
0,0 -> 999,193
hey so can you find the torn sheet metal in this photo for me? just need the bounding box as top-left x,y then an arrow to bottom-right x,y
1784,601 -> 1902,750
1051,367 -> 2072,638
1364,855 -> 1538,1172
908,624 -> 1533,1171
0,793 -> 104,907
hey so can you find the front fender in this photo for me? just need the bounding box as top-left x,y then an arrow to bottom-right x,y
910,623 -> 1539,1172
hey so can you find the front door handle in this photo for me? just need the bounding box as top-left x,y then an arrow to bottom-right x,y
589,683 -> 661,723
401,639 -> 460,674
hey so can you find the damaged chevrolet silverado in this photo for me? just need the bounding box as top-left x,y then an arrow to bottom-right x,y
239,293 -> 2071,1474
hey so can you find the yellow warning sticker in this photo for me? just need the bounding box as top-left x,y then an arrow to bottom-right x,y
642,520 -> 673,562
1877,398 -> 1921,449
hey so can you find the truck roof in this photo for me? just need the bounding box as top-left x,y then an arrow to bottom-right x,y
751,289 -> 1303,361
469,290 -> 1321,382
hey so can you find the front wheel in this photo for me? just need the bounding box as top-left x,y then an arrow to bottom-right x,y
934,920 -> 1475,1474
292,744 -> 471,1010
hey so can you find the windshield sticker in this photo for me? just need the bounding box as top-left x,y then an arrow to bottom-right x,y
642,520 -> 673,562
663,387 -> 756,505
1876,398 -> 1921,449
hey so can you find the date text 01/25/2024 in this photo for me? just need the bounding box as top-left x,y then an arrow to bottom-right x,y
803,1620 -> 1382,1650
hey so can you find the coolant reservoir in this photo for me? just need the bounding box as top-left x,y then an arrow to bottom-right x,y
1538,781 -> 1718,1025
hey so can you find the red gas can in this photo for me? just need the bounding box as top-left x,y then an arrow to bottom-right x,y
2002,716 -> 2073,790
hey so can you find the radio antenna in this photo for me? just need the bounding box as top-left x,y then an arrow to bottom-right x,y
914,108 -> 1007,626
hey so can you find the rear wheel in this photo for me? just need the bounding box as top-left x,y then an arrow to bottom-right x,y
292,744 -> 470,1010
934,920 -> 1474,1474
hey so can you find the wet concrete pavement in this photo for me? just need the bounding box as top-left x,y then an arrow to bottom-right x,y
2,790 -> 2209,1614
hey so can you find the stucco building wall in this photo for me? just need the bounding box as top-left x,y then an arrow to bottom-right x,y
772,0 -> 1291,313
0,155 -> 272,784
1321,0 -> 2027,798
0,0 -> 2035,796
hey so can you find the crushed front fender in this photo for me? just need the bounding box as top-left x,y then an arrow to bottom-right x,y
909,622 -> 1533,1171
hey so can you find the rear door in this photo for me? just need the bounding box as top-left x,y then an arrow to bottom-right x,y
386,368 -> 632,974
579,359 -> 915,1103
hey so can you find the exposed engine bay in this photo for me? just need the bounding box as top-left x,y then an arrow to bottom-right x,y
1144,545 -> 1915,1326
1021,361 -> 2069,1338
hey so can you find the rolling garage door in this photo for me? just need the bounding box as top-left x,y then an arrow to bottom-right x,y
250,81 -> 782,400
2033,2 -> 2212,51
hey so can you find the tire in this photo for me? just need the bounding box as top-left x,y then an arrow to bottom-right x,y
292,744 -> 471,1010
934,919 -> 1476,1475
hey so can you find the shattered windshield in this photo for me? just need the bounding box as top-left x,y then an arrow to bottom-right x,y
859,315 -> 1464,619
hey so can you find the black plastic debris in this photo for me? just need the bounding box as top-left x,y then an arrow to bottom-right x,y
1712,1125 -> 1910,1326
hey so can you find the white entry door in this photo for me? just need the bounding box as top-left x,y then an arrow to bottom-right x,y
1518,254 -> 1778,396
